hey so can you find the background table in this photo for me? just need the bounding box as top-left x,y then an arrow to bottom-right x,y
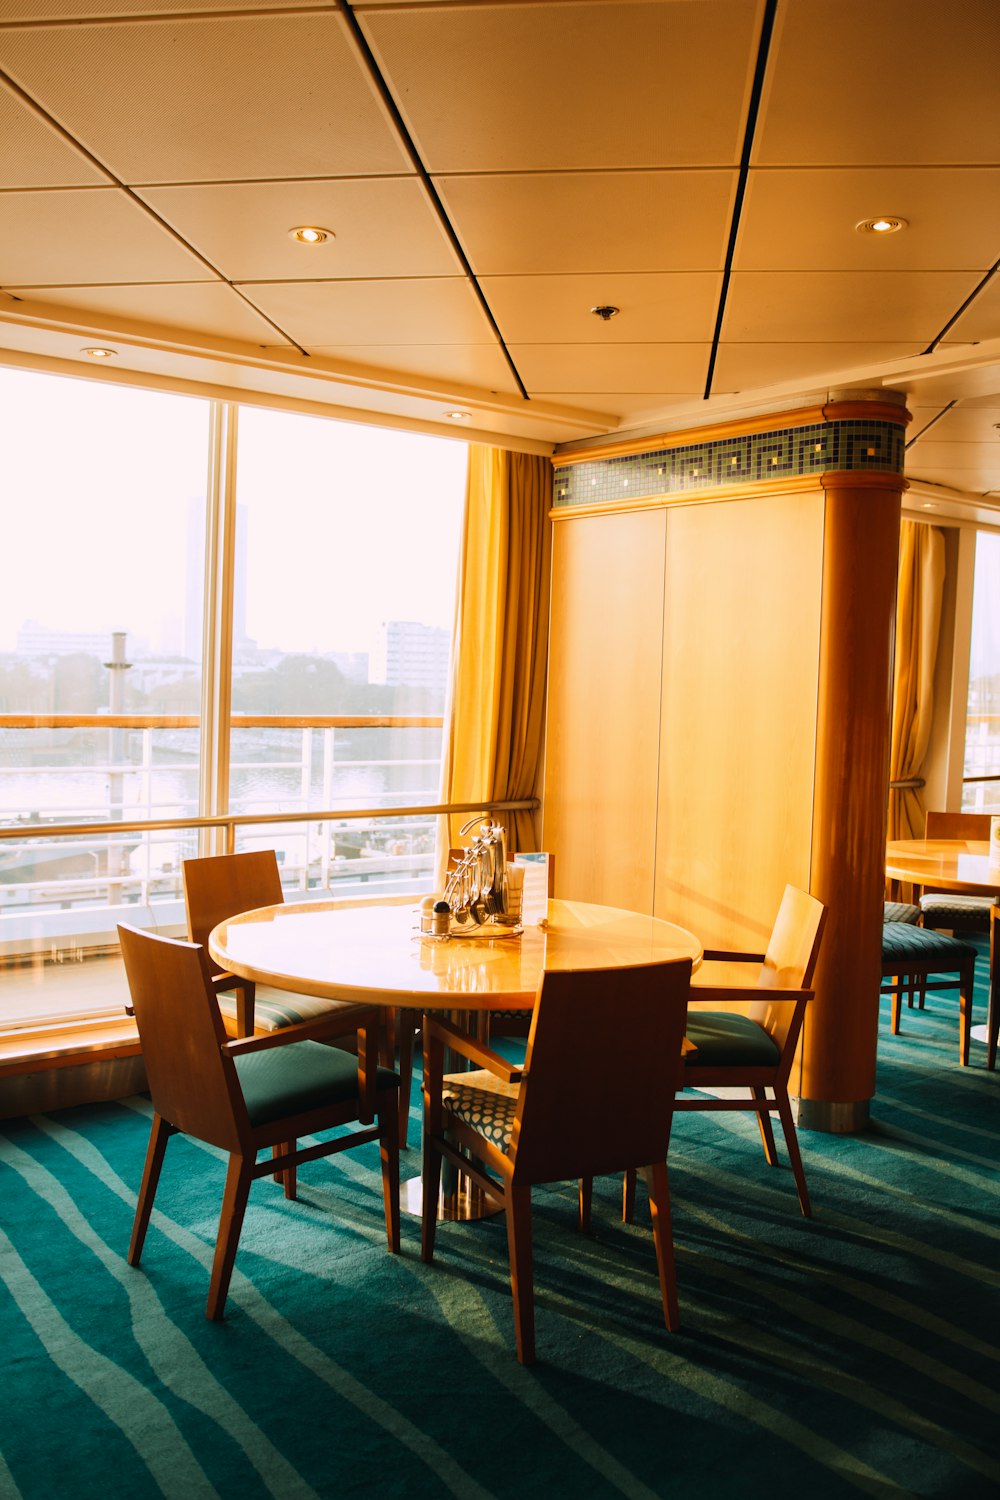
885,838 -> 998,1068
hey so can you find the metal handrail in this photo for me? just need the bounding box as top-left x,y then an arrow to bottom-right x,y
0,799 -> 535,847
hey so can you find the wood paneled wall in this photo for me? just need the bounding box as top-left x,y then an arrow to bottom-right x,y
655,491 -> 824,950
543,488 -> 824,947
544,507 -> 665,912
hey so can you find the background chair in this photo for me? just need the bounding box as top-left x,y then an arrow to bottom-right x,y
421,958 -> 692,1365
118,923 -> 400,1321
880,922 -> 978,1065
183,850 -> 406,1172
918,811 -> 994,937
622,885 -> 826,1222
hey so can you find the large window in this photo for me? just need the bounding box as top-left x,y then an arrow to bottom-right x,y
229,408 -> 465,896
963,531 -> 1000,812
0,367 -> 466,1026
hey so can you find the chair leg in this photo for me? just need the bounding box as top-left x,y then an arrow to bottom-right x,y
206,1154 -> 253,1321
128,1113 -> 172,1266
578,1177 -> 592,1233
775,1091 -> 811,1218
959,960 -> 974,1068
273,1142 -> 296,1200
622,1165 -> 637,1224
421,1134 -> 443,1263
643,1162 -> 680,1333
505,1185 -> 535,1366
379,1095 -> 400,1254
397,1011 -> 416,1150
988,909 -> 998,1071
752,1087 -> 779,1165
890,980 -> 903,1034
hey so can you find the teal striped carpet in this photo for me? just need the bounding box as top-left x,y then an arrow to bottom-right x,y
2,952 -> 998,1499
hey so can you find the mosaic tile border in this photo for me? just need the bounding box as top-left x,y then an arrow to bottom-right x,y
552,419 -> 905,508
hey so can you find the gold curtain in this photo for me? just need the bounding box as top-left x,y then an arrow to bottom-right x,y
438,444 -> 552,873
887,520 -> 946,841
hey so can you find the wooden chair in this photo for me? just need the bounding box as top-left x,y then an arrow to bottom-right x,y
919,811 -> 994,937
421,959 -> 692,1365
118,923 -> 400,1321
880,922 -> 979,1065
183,851 -> 394,1180
621,885 -> 826,1222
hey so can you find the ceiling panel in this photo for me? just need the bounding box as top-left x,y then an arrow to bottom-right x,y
305,342 -> 521,396
243,278 -> 497,348
3,282 -> 291,346
944,277 -> 1000,344
0,80 -> 110,188
3,1 -> 324,16
539,390 -> 701,426
910,406 -> 1000,442
905,444 -> 1000,493
712,341 -> 923,394
509,343 -> 710,395
736,169 -> 1000,271
0,13 -> 408,183
435,170 -> 736,275
0,187 -> 213,285
139,179 -> 459,283
722,271 -> 983,343
361,0 -> 763,172
756,0 -> 1000,166
481,274 -> 721,344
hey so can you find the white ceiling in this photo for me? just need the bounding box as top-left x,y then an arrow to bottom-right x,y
1,0 -> 999,497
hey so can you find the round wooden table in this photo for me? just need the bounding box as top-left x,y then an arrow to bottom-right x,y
210,896 -> 703,1214
885,838 -> 998,1069
209,896 -> 702,1012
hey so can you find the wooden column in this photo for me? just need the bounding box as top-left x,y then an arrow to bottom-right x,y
800,471 -> 904,1131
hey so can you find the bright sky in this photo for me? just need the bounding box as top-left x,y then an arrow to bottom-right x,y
0,365 -> 467,656
971,531 -> 1000,682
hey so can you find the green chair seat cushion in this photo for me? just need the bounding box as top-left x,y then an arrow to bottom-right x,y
684,1011 -> 780,1069
442,1069 -> 520,1150
881,923 -> 978,964
235,1041 -> 398,1128
883,901 -> 920,924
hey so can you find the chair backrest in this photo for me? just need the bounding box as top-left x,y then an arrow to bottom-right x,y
751,885 -> 827,1046
118,924 -> 246,1152
509,959 -> 691,1185
925,810 -> 991,842
183,850 -> 284,976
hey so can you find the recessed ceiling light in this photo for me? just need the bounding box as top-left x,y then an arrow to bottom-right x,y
82,346 -> 116,359
444,410 -> 471,422
922,502 -> 937,510
288,226 -> 334,244
856,216 -> 907,235
590,304 -> 620,321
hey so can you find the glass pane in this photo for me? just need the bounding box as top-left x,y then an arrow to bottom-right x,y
0,367 -> 210,1015
231,407 -> 465,897
963,531 -> 1000,812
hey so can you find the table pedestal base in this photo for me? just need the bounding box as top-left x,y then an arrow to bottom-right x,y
402,1174 -> 503,1222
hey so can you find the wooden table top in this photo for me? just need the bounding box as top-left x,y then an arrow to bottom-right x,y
885,837 -> 1000,895
209,897 -> 703,1010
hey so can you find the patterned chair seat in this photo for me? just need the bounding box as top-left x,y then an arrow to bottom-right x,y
441,1069 -> 520,1150
217,987 -> 356,1033
881,922 -> 978,967
919,893 -> 994,924
883,900 -> 920,924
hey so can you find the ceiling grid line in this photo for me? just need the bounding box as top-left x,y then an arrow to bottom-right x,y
702,0 -> 778,402
342,0 -> 530,400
